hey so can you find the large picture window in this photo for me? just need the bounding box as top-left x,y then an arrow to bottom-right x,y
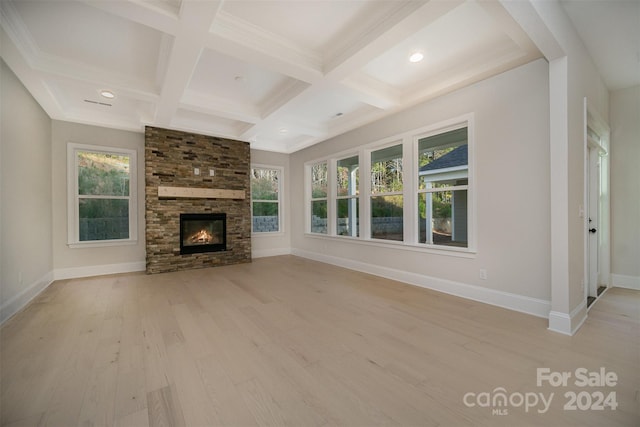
336,155 -> 359,237
370,144 -> 403,241
310,161 -> 328,234
67,143 -> 137,246
305,114 -> 473,253
251,166 -> 282,233
417,127 -> 468,247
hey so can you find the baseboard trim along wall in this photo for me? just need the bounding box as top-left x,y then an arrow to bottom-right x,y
252,247 -> 292,259
53,261 -> 146,281
1,262 -> 147,325
292,248 -> 551,319
0,271 -> 54,325
548,300 -> 587,336
611,273 -> 640,290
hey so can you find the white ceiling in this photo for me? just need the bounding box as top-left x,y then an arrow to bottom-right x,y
1,0 -> 548,153
561,0 -> 640,92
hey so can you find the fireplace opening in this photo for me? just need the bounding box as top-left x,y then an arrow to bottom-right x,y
180,213 -> 226,255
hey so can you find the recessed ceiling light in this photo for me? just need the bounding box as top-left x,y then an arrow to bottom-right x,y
409,51 -> 424,63
100,90 -> 115,99
279,128 -> 288,134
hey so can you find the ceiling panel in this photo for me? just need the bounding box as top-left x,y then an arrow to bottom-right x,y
10,0 -> 164,85
0,0 -> 552,153
220,0 -> 393,55
362,1 -> 518,89
188,48 -> 295,108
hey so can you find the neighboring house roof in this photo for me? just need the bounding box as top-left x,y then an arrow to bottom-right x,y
419,144 -> 468,173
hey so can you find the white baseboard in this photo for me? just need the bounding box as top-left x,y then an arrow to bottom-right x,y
548,300 -> 587,336
1,271 -> 54,325
252,247 -> 292,259
291,248 -> 551,319
611,273 -> 640,290
53,261 -> 146,280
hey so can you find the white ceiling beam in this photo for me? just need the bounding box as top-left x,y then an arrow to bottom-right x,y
0,26 -> 64,119
80,0 -> 179,35
477,0 -> 541,55
207,11 -> 323,84
498,0 -> 565,61
340,72 -> 401,110
154,0 -> 223,126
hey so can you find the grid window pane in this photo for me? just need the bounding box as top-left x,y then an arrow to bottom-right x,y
252,201 -> 279,233
337,156 -> 359,197
251,167 -> 281,233
77,151 -> 130,196
418,189 -> 468,247
337,198 -> 359,237
251,168 -> 279,200
371,144 -> 403,194
79,198 -> 129,241
371,195 -> 403,241
311,162 -> 328,198
311,200 -> 328,234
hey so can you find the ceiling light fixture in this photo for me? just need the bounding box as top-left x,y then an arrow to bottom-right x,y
409,51 -> 424,63
100,89 -> 115,99
279,128 -> 288,134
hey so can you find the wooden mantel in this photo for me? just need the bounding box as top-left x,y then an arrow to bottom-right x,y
158,186 -> 245,200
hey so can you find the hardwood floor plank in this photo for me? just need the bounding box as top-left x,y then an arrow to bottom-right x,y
1,256 -> 638,427
146,384 -> 185,427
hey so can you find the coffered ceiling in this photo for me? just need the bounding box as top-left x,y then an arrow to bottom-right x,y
0,0 -> 543,153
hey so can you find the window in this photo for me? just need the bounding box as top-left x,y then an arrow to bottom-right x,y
336,155 -> 359,237
310,161 -> 328,234
370,143 -> 403,241
67,143 -> 137,246
251,166 -> 282,233
417,127 -> 468,247
304,114 -> 473,253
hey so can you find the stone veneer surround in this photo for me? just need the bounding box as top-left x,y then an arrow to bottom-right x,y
145,126 -> 251,274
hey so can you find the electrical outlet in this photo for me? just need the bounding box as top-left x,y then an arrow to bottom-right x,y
194,168 -> 200,176
479,269 -> 488,280
209,168 -> 215,177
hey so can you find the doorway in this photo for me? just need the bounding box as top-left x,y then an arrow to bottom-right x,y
584,100 -> 610,308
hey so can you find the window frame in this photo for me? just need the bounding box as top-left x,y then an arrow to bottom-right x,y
415,124 -> 470,248
250,164 -> 284,235
304,113 -> 475,255
368,141 -> 405,242
307,160 -> 329,235
335,154 -> 360,238
67,142 -> 138,248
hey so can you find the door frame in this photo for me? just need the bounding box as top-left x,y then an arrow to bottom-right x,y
583,98 -> 610,305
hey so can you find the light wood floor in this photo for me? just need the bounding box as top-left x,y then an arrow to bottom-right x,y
1,255 -> 638,426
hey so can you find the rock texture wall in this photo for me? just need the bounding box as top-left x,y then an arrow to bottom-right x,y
145,126 -> 251,273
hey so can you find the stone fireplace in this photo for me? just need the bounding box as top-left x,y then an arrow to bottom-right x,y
145,126 -> 251,274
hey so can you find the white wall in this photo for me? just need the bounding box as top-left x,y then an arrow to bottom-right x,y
610,85 -> 640,290
1,59 -> 53,323
250,149 -> 291,258
51,121 -> 146,278
290,59 -> 552,317
519,0 -> 610,333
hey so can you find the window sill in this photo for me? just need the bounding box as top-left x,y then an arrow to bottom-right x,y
304,232 -> 476,258
68,239 -> 138,249
252,231 -> 285,237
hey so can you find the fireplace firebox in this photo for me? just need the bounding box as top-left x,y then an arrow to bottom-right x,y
180,213 -> 226,255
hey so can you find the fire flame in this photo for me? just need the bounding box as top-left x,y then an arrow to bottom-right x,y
190,229 -> 214,244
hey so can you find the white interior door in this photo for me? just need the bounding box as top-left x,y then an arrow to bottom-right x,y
584,98 -> 610,305
587,146 -> 600,298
